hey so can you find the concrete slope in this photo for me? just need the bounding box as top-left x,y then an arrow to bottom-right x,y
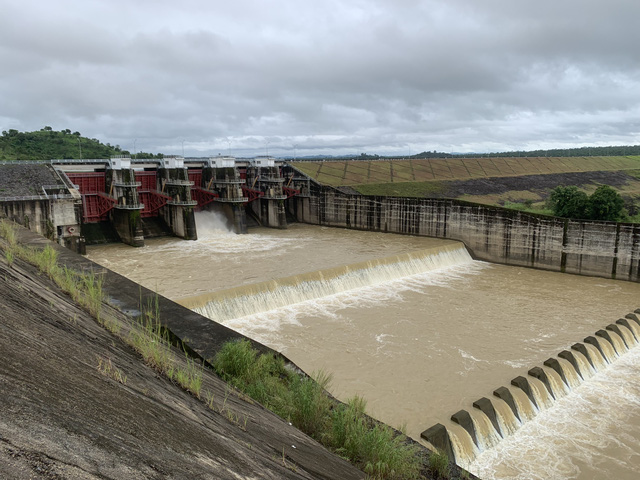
0,250 -> 364,479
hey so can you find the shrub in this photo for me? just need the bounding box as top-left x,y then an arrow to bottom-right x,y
548,186 -> 589,219
213,340 -> 423,479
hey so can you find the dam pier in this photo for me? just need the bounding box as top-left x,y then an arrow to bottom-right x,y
1,157 -> 638,283
0,156 -> 311,250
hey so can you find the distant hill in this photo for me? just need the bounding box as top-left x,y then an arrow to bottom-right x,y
0,127 -> 162,161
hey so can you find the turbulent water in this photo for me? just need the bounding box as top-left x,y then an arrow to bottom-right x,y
87,211 -> 640,480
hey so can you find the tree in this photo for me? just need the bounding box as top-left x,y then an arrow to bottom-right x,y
548,186 -> 589,219
587,185 -> 626,221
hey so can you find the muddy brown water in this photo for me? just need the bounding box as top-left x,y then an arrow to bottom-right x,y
87,212 -> 640,480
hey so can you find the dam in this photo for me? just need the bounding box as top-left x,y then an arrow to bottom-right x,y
86,212 -> 640,480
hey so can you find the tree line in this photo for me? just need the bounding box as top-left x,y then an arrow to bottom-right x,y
547,185 -> 628,221
0,127 -> 162,161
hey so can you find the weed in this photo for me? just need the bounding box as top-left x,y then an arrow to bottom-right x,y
173,354 -> 203,398
129,313 -> 173,373
205,390 -> 216,410
282,447 -> 297,473
97,356 -> 127,384
213,339 -> 422,480
0,220 -> 17,246
428,449 -> 450,479
5,249 -> 14,267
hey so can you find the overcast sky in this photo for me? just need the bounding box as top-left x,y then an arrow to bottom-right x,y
1,0 -> 639,157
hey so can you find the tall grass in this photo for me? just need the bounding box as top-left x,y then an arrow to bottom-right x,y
128,294 -> 203,398
0,219 -> 203,400
213,339 -> 423,480
427,449 -> 450,479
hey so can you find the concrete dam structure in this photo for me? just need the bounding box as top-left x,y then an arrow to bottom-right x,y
287,179 -> 640,282
86,218 -> 640,479
421,310 -> 640,469
0,156 -> 312,252
2,158 -> 638,285
178,243 -> 472,321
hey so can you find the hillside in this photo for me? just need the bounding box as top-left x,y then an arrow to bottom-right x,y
0,127 -> 164,161
291,156 -> 640,219
0,127 -> 126,160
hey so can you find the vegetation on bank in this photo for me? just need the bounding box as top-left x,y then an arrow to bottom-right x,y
306,145 -> 640,162
0,127 -> 162,161
547,185 -> 628,221
212,338 -> 425,479
0,218 -> 205,398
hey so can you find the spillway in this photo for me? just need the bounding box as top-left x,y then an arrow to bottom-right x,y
86,211 -> 640,480
179,244 -> 473,322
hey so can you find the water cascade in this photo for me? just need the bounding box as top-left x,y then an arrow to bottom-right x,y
583,342 -> 607,369
542,366 -> 570,398
622,316 -> 640,339
557,357 -> 582,388
492,397 -> 521,436
179,244 -> 473,322
528,375 -> 555,407
571,349 -> 596,379
606,329 -> 629,352
447,424 -> 479,468
469,410 -> 503,451
594,335 -> 618,362
616,323 -> 637,346
508,386 -> 537,421
421,311 -> 640,467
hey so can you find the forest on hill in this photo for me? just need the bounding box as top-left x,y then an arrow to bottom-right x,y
0,127 -> 162,161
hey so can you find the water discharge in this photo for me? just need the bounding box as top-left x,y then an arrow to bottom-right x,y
510,387 -> 537,422
493,398 -> 521,436
179,244 -> 473,322
597,337 -> 619,362
572,350 -> 595,379
558,358 -> 582,388
618,325 -> 637,346
86,214 -> 640,480
607,331 -> 628,354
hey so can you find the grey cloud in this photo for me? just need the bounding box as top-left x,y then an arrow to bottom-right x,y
1,0 -> 639,156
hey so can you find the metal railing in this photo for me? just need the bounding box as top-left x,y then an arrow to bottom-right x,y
0,194 -> 76,202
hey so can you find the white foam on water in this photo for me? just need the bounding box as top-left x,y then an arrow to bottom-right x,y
470,410 -> 503,452
219,260 -> 487,347
493,398 -> 522,437
469,346 -> 640,480
558,358 -> 582,389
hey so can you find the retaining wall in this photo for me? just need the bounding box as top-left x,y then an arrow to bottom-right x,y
290,189 -> 640,282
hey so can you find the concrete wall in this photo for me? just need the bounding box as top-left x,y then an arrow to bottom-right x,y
1,197 -> 84,253
249,198 -> 287,229
160,204 -> 197,240
111,208 -> 144,247
290,188 -> 640,282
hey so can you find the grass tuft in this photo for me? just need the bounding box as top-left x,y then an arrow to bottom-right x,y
212,339 -> 422,480
427,449 -> 450,479
97,356 -> 127,384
